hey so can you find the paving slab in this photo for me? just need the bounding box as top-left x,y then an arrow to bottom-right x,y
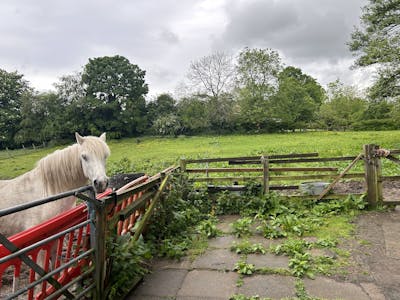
360,282 -> 386,300
192,248 -> 239,271
237,274 -> 296,299
128,269 -> 188,298
177,270 -> 238,299
304,277 -> 370,300
208,235 -> 238,249
127,296 -> 170,300
150,257 -> 192,270
247,253 -> 289,269
248,235 -> 276,249
216,215 -> 241,233
382,222 -> 400,259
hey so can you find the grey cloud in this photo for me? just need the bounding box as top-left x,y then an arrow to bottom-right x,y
0,0 -> 370,94
0,0 -> 193,72
218,0 -> 367,63
159,29 -> 180,45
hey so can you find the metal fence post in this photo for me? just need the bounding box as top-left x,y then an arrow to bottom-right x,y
88,190 -> 107,300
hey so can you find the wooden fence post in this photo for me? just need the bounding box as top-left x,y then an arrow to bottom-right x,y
180,159 -> 187,172
261,156 -> 269,194
364,144 -> 383,206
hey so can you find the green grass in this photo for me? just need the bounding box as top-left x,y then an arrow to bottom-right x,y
1,131 -> 400,179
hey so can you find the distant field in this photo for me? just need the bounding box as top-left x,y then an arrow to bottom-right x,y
1,131 -> 400,179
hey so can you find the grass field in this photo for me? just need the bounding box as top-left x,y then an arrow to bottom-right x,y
1,131 -> 400,179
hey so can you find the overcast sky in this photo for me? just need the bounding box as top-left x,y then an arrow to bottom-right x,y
0,0 -> 372,99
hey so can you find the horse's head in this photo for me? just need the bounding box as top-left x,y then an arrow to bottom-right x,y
76,132 -> 110,193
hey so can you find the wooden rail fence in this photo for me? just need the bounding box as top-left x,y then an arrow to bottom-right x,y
181,144 -> 400,206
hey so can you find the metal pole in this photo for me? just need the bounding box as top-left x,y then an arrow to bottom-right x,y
88,189 -> 107,300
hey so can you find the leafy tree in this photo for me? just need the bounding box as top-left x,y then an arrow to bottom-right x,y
206,93 -> 237,132
16,92 -> 67,144
235,48 -> 283,131
318,80 -> 367,130
271,67 -> 324,130
348,0 -> 400,100
152,114 -> 182,136
236,47 -> 282,98
54,72 -> 85,104
146,93 -> 177,127
177,95 -> 210,134
82,55 -> 148,137
0,68 -> 31,148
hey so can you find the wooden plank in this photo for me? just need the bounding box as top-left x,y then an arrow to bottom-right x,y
185,153 -> 318,164
385,155 -> 400,165
230,156 -> 357,165
207,185 -> 298,193
382,176 -> 400,181
270,167 -> 338,172
317,153 -> 363,201
283,193 -> 364,201
270,185 -> 298,190
186,166 -> 338,173
270,173 -> 364,181
270,156 -> 358,164
190,173 -> 364,182
186,168 -> 263,173
383,199 -> 400,205
191,176 -> 262,182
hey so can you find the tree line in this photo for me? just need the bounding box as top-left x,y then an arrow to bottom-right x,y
0,0 -> 398,149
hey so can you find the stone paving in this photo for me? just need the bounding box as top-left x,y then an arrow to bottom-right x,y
126,215 -> 390,300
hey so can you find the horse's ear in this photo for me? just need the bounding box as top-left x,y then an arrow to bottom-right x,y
75,132 -> 85,145
100,132 -> 106,142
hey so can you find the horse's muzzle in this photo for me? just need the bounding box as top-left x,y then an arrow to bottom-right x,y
93,177 -> 109,193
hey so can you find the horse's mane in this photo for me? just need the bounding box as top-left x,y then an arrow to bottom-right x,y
36,144 -> 84,194
36,137 -> 110,195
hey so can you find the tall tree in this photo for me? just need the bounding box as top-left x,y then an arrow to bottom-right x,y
318,80 -> 367,130
177,95 -> 210,134
54,72 -> 85,105
235,48 -> 283,131
348,0 -> 400,100
271,67 -> 325,130
0,69 -> 31,148
187,51 -> 235,98
236,47 -> 282,98
82,55 -> 148,137
16,92 -> 67,144
146,93 -> 177,122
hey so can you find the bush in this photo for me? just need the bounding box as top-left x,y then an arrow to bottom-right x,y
352,118 -> 398,131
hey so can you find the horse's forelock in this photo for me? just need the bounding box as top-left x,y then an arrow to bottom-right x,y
79,136 -> 110,158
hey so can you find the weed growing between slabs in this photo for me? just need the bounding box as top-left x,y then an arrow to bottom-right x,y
106,173 -> 372,299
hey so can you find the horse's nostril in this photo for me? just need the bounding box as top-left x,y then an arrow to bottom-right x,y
94,179 -> 98,186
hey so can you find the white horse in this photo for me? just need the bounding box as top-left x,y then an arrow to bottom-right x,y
0,132 -> 110,237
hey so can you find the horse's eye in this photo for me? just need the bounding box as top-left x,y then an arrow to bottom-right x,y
81,154 -> 88,161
